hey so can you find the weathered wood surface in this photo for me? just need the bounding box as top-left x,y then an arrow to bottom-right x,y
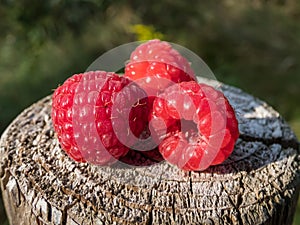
0,80 -> 299,225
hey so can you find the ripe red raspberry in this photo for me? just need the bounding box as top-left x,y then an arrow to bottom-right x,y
150,81 -> 239,171
124,39 -> 196,96
51,71 -> 149,165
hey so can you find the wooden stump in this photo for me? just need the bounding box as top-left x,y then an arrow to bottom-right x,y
0,80 -> 299,225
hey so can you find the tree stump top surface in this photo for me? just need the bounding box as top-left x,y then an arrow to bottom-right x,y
0,79 -> 299,225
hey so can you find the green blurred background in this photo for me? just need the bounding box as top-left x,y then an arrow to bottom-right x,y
0,0 -> 299,224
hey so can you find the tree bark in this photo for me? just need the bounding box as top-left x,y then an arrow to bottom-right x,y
0,80 -> 299,225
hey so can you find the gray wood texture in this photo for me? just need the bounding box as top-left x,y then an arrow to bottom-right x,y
0,81 -> 299,225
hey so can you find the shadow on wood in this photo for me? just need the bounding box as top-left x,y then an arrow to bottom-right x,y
0,81 -> 299,225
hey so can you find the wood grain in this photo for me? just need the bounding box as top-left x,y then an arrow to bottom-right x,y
0,81 -> 299,225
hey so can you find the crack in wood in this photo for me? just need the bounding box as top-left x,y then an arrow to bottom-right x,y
239,134 -> 299,151
0,82 -> 299,225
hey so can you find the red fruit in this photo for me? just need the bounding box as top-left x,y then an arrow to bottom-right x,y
150,81 -> 239,171
126,124 -> 164,164
124,39 -> 196,96
52,71 -> 149,165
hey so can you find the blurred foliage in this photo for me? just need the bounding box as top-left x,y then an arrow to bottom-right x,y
0,1 -> 300,225
130,24 -> 164,41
